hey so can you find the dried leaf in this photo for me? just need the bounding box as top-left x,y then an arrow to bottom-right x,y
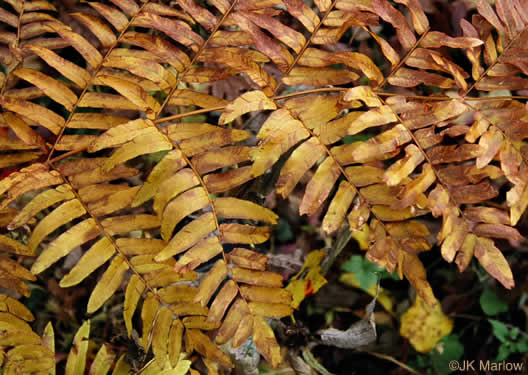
400,296 -> 453,353
474,237 -> 514,289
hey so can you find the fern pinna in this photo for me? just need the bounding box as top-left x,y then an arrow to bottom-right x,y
0,0 -> 526,373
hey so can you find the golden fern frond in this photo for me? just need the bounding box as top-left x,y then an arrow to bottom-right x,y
45,319 -> 192,375
1,113 -> 288,370
0,296 -> 54,374
0,0 -> 63,169
1,0 -> 527,373
90,119 -> 290,368
0,0 -> 295,370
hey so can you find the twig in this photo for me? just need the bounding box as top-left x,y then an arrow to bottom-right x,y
356,349 -> 424,375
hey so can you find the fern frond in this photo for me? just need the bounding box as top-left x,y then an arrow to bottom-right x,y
0,296 -> 54,374
0,0 -> 527,372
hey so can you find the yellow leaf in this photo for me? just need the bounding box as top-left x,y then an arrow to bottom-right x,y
31,219 -> 100,275
0,295 -> 34,321
133,150 -> 187,207
161,187 -> 209,241
60,237 -> 115,287
251,109 -> 310,177
207,280 -> 238,324
97,75 -> 161,113
351,224 -> 370,250
87,255 -> 129,314
214,197 -> 278,224
231,267 -> 283,287
168,320 -> 185,368
216,298 -> 250,345
232,314 -> 254,349
28,198 -> 86,252
27,46 -> 91,88
283,67 -> 359,86
276,137 -> 326,198
141,293 -> 160,350
194,145 -> 252,174
111,354 -> 131,375
384,144 -> 425,186
0,234 -> 32,256
65,321 -> 90,375
286,250 -> 328,309
124,275 -> 145,337
240,285 -> 292,305
5,344 -> 55,374
169,89 -> 228,108
228,248 -> 269,271
474,237 -> 514,289
186,329 -> 233,369
248,302 -> 293,318
103,130 -> 172,172
156,212 -> 216,261
322,181 -> 356,234
152,306 -> 173,368
102,214 -> 160,235
153,168 -> 199,216
253,316 -> 282,368
89,344 -> 115,375
88,119 -> 152,152
0,164 -> 62,209
14,68 -> 78,111
183,316 -> 220,330
1,97 -> 64,135
173,236 -> 223,273
219,90 -> 276,124
8,184 -> 73,230
43,322 -> 55,375
400,296 -> 453,353
402,253 -> 438,307
220,224 -> 271,244
194,260 -> 228,307
49,24 -> 103,68
300,157 -> 340,216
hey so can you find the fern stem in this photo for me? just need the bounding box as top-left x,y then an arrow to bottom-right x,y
0,0 -> 24,98
153,88 -> 528,124
153,0 -> 240,119
48,146 -> 88,165
46,1 -> 151,162
464,101 -> 528,168
462,28 -> 526,98
270,0 -> 340,97
375,26 -> 431,90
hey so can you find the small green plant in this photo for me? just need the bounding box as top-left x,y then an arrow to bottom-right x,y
488,320 -> 528,361
412,335 -> 464,375
480,288 -> 508,316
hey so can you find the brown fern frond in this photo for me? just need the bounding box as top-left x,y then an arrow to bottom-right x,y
1,0 -> 527,373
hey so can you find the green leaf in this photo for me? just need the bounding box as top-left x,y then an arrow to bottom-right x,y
341,256 -> 381,290
480,288 -> 508,316
489,319 -> 509,343
509,326 -> 520,340
496,342 -> 512,361
341,256 -> 398,290
515,338 -> 528,352
275,218 -> 293,242
430,334 -> 464,375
